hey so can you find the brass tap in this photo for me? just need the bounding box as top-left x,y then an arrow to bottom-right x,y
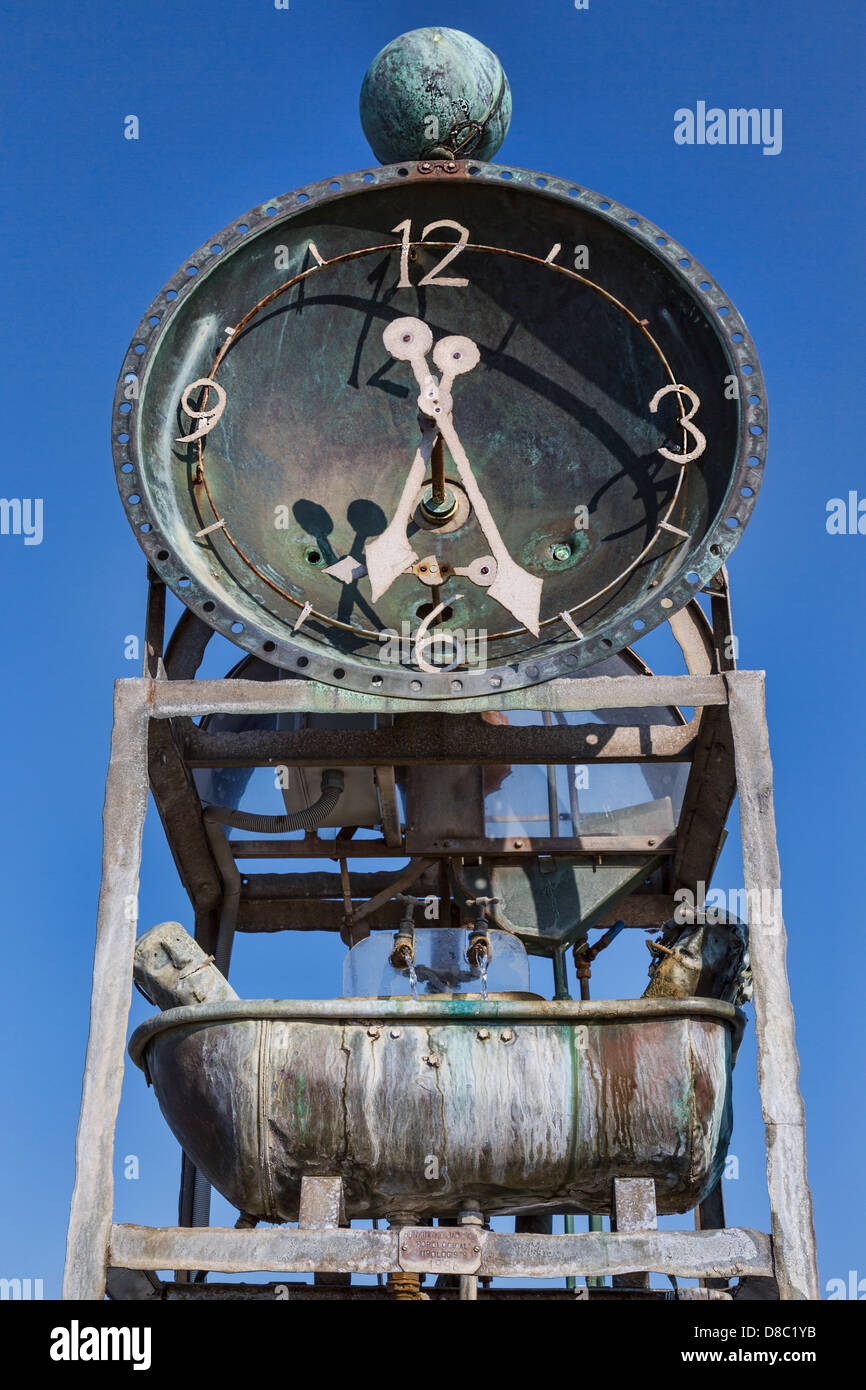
466,932 -> 491,969
389,929 -> 416,969
466,896 -> 499,968
390,893 -> 419,968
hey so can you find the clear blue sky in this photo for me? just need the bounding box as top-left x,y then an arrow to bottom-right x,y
1,0 -> 863,1297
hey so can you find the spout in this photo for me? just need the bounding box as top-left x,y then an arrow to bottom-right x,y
389,929 -> 416,970
467,931 -> 491,969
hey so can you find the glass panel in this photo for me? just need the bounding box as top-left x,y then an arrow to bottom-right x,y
342,928 -> 531,998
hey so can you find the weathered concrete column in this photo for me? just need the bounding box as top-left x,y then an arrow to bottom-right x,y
726,671 -> 818,1300
63,680 -> 151,1300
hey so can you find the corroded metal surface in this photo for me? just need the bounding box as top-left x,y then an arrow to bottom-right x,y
359,28 -> 512,164
644,916 -> 751,1003
131,998 -> 739,1221
726,672 -> 818,1301
113,164 -> 765,700
399,1226 -> 482,1274
451,854 -> 666,952
108,1220 -> 772,1281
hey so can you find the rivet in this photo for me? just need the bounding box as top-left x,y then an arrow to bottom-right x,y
477,1028 -> 490,1040
500,1029 -> 514,1043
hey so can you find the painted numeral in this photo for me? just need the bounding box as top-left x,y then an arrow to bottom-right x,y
176,378 -> 227,443
392,218 -> 470,289
649,383 -> 707,464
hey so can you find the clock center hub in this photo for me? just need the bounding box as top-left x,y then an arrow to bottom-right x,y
420,483 -> 459,523
413,478 -> 472,534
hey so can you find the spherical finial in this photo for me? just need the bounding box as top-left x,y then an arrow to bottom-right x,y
360,27 -> 512,165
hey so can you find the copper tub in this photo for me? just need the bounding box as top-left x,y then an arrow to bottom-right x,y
129,996 -> 743,1221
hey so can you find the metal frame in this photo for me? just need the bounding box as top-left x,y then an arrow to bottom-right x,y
63,668 -> 817,1301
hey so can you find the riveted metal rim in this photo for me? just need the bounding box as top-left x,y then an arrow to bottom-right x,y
113,161 -> 765,700
128,995 -> 746,1070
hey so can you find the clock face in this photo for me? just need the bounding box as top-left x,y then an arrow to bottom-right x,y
114,160 -> 765,699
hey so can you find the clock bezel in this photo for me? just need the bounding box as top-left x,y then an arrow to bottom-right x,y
112,158 -> 766,700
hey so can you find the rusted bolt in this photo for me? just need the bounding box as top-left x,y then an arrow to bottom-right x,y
390,1028 -> 401,1039
445,161 -> 458,173
418,161 -> 433,174
367,1026 -> 381,1039
513,840 -> 524,849
424,1053 -> 441,1067
500,1029 -> 515,1044
476,1028 -> 490,1040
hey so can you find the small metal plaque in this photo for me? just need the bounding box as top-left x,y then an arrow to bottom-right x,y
398,1226 -> 484,1274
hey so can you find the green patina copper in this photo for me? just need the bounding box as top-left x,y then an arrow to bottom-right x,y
360,27 -> 512,164
130,997 -> 740,1221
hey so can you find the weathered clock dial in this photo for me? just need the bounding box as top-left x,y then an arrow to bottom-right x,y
114,161 -> 764,698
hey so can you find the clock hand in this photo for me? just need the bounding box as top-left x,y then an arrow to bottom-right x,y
364,319 -> 446,604
364,417 -> 436,603
376,317 -> 543,634
409,554 -> 497,588
435,410 -> 543,635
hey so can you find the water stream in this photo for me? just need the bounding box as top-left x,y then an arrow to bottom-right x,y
478,950 -> 489,1001
407,959 -> 419,999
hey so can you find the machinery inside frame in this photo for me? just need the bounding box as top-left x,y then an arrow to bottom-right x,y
65,27 -> 817,1303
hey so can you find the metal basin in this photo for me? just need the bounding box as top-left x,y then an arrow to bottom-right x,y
129,997 -> 742,1221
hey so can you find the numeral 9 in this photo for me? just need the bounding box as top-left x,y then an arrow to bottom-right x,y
176,378 -> 227,443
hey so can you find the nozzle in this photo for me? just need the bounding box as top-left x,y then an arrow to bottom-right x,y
467,931 -> 491,969
389,929 -> 415,969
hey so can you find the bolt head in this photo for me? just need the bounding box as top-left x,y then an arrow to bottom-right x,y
390,1028 -> 402,1039
476,1028 -> 490,1040
552,543 -> 572,562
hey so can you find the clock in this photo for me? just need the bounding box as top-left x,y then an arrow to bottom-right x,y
113,159 -> 765,699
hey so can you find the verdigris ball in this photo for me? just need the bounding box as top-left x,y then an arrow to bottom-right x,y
360,27 -> 512,165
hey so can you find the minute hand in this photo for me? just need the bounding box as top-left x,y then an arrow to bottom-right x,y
436,411 -> 543,636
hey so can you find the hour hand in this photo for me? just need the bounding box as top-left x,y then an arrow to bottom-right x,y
364,420 -> 436,603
